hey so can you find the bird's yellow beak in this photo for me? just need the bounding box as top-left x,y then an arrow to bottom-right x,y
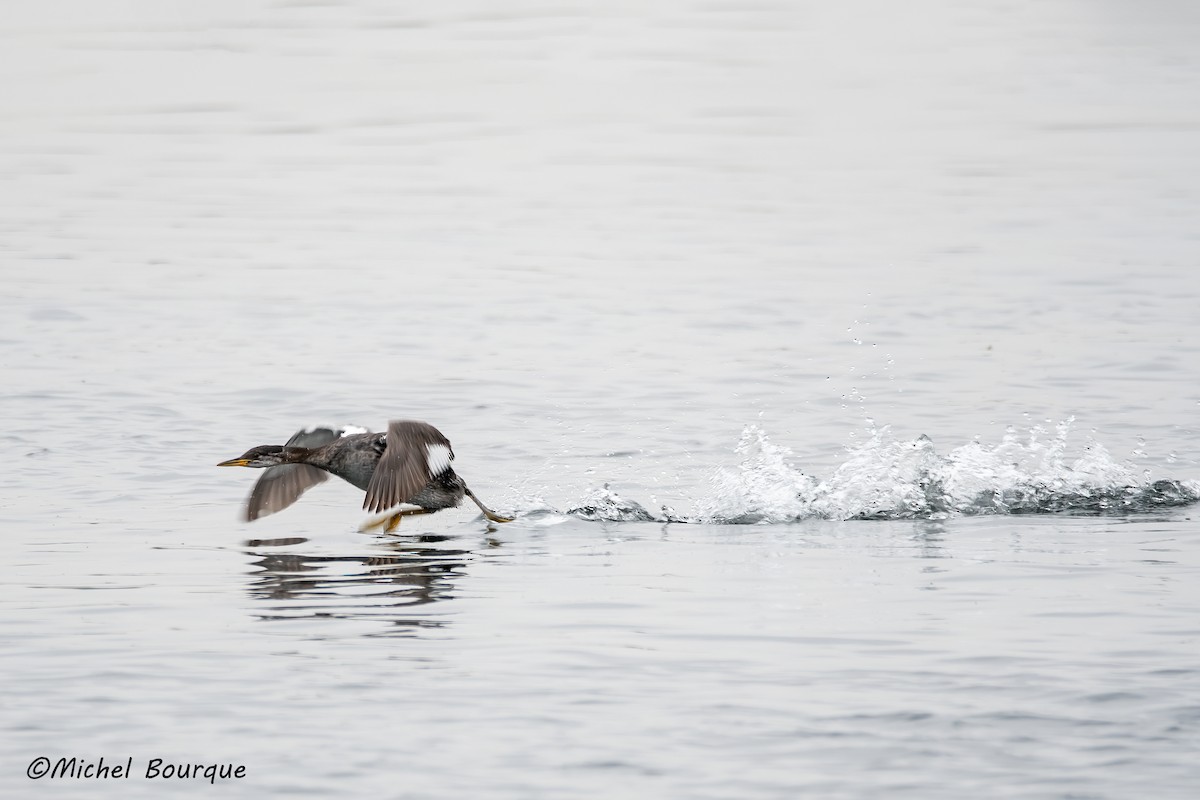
217,458 -> 251,467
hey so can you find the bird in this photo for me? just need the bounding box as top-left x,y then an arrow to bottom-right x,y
217,420 -> 513,530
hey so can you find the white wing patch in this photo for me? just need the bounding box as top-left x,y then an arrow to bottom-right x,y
301,424 -> 369,437
426,443 -> 452,476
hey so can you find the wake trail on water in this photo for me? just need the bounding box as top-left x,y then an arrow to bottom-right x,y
507,419 -> 1200,524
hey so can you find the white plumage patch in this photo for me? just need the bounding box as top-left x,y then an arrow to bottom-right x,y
301,424 -> 368,437
426,443 -> 452,476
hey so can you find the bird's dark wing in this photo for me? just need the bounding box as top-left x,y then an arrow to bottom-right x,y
245,425 -> 368,521
363,420 -> 454,513
246,464 -> 328,521
284,425 -> 369,448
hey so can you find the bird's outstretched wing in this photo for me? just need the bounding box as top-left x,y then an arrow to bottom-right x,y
245,425 -> 368,521
363,420 -> 454,513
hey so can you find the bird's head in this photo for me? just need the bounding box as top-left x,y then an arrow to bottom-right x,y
217,445 -> 288,468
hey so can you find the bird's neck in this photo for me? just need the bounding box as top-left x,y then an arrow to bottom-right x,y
279,446 -> 315,464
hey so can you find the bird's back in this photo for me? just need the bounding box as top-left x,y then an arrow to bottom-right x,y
308,432 -> 385,491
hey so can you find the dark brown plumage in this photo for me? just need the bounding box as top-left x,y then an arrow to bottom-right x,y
218,420 -> 512,528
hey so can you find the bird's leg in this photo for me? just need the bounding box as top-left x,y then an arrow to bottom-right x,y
359,507 -> 432,533
384,508 -> 432,533
464,486 -> 514,523
359,513 -> 391,532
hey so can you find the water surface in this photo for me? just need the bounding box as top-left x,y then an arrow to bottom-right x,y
3,1 -> 1200,797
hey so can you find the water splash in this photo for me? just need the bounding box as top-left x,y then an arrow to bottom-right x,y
502,423 -> 1199,524
696,425 -> 820,524
698,422 -> 1200,523
567,485 -> 657,522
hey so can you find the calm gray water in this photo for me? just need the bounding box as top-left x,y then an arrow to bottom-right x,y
4,1 -> 1200,798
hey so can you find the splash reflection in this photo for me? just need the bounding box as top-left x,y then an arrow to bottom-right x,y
912,520 -> 948,559
244,533 -> 476,633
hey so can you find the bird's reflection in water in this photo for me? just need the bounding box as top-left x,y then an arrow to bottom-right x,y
244,532 -> 478,635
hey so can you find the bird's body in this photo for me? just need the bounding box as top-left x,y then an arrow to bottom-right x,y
218,420 -> 511,527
